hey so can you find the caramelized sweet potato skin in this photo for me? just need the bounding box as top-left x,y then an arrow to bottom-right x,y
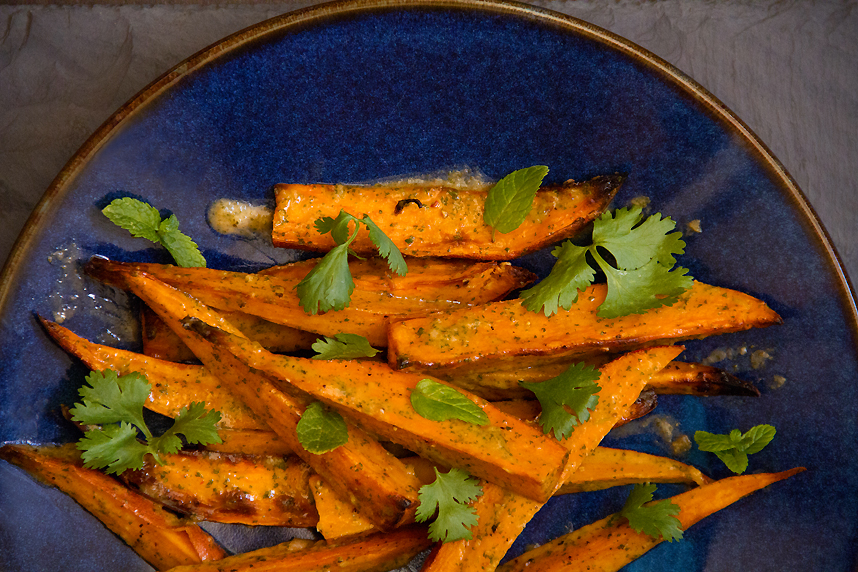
0,444 -> 226,570
167,526 -> 432,572
388,281 -> 782,374
122,451 -> 318,527
496,468 -> 805,572
271,176 -> 622,260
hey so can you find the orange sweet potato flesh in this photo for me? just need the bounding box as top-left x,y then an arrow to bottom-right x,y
121,451 -> 317,527
0,444 -> 226,570
388,281 -> 782,374
105,270 -> 422,531
166,526 -> 433,572
496,467 -> 805,572
435,359 -> 759,400
86,257 -> 534,347
189,321 -> 570,504
420,346 -> 682,572
271,176 -> 622,260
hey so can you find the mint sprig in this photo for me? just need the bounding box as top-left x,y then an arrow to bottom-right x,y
102,198 -> 206,268
694,425 -> 776,474
410,379 -> 489,425
295,401 -> 349,454
483,166 -> 550,239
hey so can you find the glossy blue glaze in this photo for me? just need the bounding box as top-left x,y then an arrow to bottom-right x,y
1,2 -> 855,570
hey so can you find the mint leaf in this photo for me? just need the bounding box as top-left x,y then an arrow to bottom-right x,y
519,241 -> 594,317
296,401 -> 349,454
620,483 -> 683,542
415,467 -> 483,543
519,206 -> 692,318
694,424 -> 776,474
483,166 -> 549,237
520,363 -> 601,440
296,210 -> 407,315
101,197 -> 206,267
312,333 -> 380,360
410,379 -> 489,425
70,370 -> 221,475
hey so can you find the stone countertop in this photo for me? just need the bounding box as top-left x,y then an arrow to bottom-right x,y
1,1 -> 856,293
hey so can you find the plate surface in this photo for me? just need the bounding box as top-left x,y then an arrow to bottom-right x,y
1,1 -> 856,570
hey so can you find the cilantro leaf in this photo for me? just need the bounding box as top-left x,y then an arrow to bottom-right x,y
102,197 -> 206,268
483,166 -> 550,238
415,467 -> 483,543
312,333 -> 380,360
70,370 -> 221,475
694,424 -> 776,474
519,241 -> 594,317
296,401 -> 349,454
620,483 -> 683,542
520,363 -> 601,440
296,210 -> 407,315
410,379 -> 489,426
519,206 -> 693,318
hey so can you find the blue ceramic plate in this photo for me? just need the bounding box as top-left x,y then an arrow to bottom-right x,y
1,1 -> 856,570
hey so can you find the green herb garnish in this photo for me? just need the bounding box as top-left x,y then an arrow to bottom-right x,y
483,165 -> 550,239
620,483 -> 683,541
520,363 -> 601,440
311,333 -> 380,360
296,210 -> 407,314
415,467 -> 483,543
69,370 -> 221,475
295,401 -> 349,454
102,197 -> 206,267
519,206 -> 692,318
410,379 -> 489,425
694,424 -> 776,474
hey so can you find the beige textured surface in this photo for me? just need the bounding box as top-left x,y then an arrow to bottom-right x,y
1,1 -> 856,290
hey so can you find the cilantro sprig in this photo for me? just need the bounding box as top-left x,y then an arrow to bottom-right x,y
415,467 -> 483,543
520,207 -> 693,318
483,166 -> 550,239
411,379 -> 489,426
295,401 -> 349,454
620,483 -> 683,542
311,333 -> 380,360
102,197 -> 206,268
69,370 -> 221,475
520,363 -> 601,440
296,210 -> 407,315
694,424 -> 776,474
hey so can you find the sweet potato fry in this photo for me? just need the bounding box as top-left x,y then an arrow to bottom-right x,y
189,320 -> 570,504
0,444 -> 226,570
85,257 -> 534,347
435,359 -> 759,400
121,451 -> 317,527
166,526 -> 433,572
496,467 -> 805,572
420,347 -> 682,572
100,269 -> 423,531
271,176 -> 622,259
388,281 -> 782,374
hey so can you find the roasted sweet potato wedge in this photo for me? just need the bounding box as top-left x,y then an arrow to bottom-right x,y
420,347 -> 682,572
435,358 -> 759,400
188,319 -> 570,504
166,526 -> 432,572
121,451 -> 317,527
99,269 -> 423,531
496,467 -> 805,572
388,281 -> 782,375
271,176 -> 622,259
0,444 -> 226,570
86,257 -> 534,347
